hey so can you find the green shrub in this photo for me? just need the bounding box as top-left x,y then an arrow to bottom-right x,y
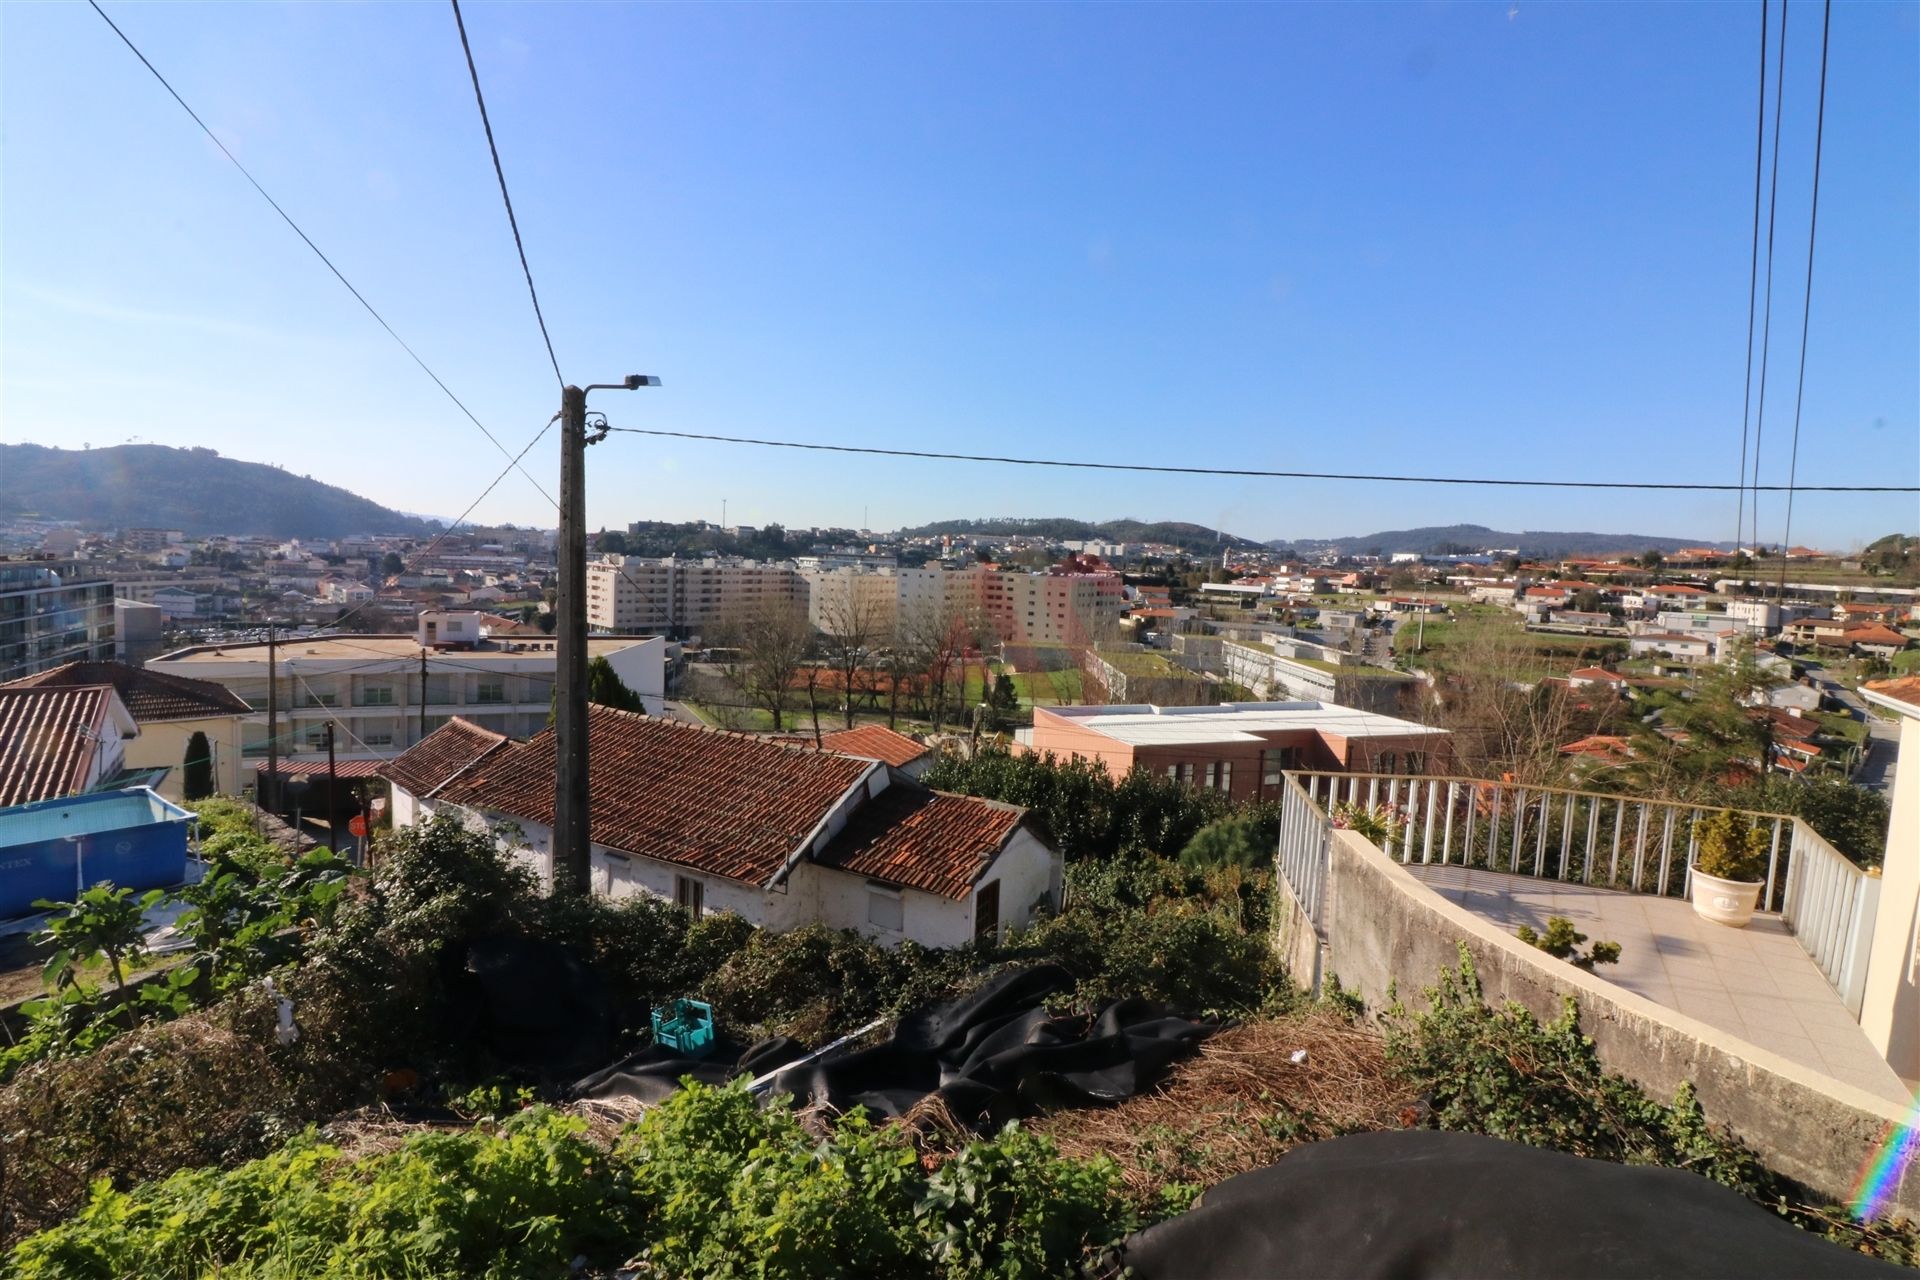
1385,947 -> 1918,1264
9,1108 -> 638,1280
1693,809 -> 1770,882
12,1085 -> 1138,1279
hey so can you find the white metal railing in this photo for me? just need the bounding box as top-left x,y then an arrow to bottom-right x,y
1781,821 -> 1881,1016
1276,774 -> 1331,926
1277,771 -> 1881,1017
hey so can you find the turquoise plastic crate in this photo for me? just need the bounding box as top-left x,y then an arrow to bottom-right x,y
651,998 -> 716,1058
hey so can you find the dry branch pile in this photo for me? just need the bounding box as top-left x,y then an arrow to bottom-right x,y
1031,1010 -> 1413,1208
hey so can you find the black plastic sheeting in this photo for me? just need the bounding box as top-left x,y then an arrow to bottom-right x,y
574,964 -> 1217,1129
574,1035 -> 808,1106
448,936 -> 616,1073
1113,1130 -> 1905,1280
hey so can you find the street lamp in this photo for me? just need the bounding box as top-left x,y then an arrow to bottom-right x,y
555,375 -> 661,897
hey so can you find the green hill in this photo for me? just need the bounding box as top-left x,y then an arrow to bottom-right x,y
0,443 -> 433,538
900,516 -> 1264,554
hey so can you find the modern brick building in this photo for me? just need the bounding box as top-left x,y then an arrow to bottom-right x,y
1017,701 -> 1451,801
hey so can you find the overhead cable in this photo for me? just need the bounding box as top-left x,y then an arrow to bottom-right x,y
1776,0 -> 1833,590
604,427 -> 1918,493
83,0 -> 555,508
449,0 -> 564,388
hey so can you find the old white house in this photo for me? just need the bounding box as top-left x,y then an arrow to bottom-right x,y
380,707 -> 1059,948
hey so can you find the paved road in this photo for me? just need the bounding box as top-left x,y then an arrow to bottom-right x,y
1809,675 -> 1898,793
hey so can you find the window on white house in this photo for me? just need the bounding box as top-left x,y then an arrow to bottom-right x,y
674,875 -> 704,918
867,887 -> 903,932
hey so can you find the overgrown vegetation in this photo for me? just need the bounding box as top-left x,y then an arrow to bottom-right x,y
1385,948 -> 1918,1264
923,745 -> 1271,863
0,811 -> 1278,1247
10,1083 -> 1138,1279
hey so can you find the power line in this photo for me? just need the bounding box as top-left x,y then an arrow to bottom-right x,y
604,427 -> 1918,493
449,0 -> 564,389
1747,0 -> 1791,552
83,0 -> 555,509
1776,0 -> 1832,594
313,415 -> 556,637
1733,0 -> 1771,550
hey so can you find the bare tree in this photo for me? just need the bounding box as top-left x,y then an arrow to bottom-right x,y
716,598 -> 813,732
815,583 -> 888,730
1430,623 -> 1602,785
900,601 -> 971,732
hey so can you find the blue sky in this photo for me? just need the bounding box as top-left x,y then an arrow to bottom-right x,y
3,1 -> 1914,548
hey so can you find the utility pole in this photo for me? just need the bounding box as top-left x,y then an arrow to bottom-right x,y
556,376 -> 660,897
324,721 -> 338,854
265,622 -> 278,813
555,384 -> 592,895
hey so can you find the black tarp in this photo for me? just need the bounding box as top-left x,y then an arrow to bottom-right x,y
574,964 -> 1217,1129
446,936 -> 615,1074
1113,1130 -> 1905,1279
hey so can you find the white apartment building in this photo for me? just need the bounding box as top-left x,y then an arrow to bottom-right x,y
146,611 -> 664,764
587,556 -> 807,636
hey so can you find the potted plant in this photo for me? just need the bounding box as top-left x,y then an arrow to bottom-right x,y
1689,809 -> 1769,927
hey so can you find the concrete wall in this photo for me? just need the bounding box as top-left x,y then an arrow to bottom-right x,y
125,714 -> 245,801
1858,710 -> 1919,1082
600,635 -> 667,715
1304,826 -> 1919,1214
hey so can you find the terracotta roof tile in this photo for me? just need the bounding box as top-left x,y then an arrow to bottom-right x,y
817,786 -> 1025,899
1862,676 -> 1920,714
377,717 -> 510,797
2,660 -> 249,722
819,725 -> 932,769
434,707 -> 875,886
0,686 -> 113,807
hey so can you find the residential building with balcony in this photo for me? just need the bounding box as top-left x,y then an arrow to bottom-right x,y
0,558 -> 115,684
145,611 -> 664,772
587,556 -> 807,636
1016,701 -> 1450,801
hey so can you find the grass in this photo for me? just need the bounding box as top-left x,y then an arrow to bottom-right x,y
1889,649 -> 1920,675
1812,710 -> 1868,747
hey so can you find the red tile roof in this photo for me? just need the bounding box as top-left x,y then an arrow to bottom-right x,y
1842,623 -> 1909,648
817,785 -> 1025,899
377,717 -> 510,797
431,707 -> 877,886
0,686 -> 115,807
2,660 -> 249,722
257,757 -> 389,780
819,724 -> 932,769
1862,676 -> 1920,714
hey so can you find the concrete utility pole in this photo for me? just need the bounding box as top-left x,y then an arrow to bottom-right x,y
555,376 -> 659,896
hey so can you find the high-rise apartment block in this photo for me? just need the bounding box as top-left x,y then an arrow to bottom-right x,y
587,557 -> 808,635
0,558 -> 117,684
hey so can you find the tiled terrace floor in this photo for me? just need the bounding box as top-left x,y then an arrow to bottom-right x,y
1408,864 -> 1912,1105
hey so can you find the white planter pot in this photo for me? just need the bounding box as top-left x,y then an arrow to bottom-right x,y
1689,868 -> 1762,928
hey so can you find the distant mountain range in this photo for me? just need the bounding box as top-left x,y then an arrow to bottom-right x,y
1274,524 -> 1736,558
901,517 -> 1266,554
0,443 -> 433,539
901,517 -> 1731,559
